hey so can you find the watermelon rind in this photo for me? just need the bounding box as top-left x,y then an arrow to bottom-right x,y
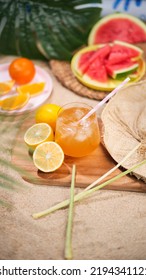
107,62 -> 139,79
88,13 -> 146,45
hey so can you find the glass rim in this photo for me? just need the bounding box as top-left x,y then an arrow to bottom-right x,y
57,102 -> 93,116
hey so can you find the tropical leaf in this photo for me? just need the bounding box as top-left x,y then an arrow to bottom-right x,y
0,114 -> 33,206
0,0 -> 102,61
0,199 -> 12,208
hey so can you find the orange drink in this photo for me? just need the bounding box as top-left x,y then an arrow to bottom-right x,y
55,103 -> 100,157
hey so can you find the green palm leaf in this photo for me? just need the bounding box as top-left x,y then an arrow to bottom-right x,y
0,0 -> 102,60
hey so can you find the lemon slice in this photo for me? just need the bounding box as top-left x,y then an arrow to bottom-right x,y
17,82 -> 45,97
33,141 -> 64,172
0,92 -> 30,111
24,123 -> 54,150
0,80 -> 15,96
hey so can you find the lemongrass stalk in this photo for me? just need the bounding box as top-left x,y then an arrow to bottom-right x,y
32,158 -> 146,219
84,143 -> 141,191
65,164 -> 76,260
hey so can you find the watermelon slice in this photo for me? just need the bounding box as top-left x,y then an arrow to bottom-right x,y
88,13 -> 146,45
78,50 -> 95,73
106,60 -> 139,79
107,41 -> 143,65
86,59 -> 108,82
78,44 -> 111,75
71,42 -> 145,91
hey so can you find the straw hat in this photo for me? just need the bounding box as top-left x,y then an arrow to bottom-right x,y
101,79 -> 146,181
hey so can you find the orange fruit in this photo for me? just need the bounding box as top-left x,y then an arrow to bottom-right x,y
35,104 -> 61,131
9,57 -> 36,85
24,123 -> 54,150
33,141 -> 64,172
0,92 -> 30,111
0,80 -> 15,96
17,82 -> 45,97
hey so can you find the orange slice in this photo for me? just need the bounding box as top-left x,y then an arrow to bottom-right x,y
0,92 -> 30,111
17,82 -> 45,97
0,80 -> 15,96
33,141 -> 64,172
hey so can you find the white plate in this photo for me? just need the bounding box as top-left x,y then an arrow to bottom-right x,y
0,63 -> 53,115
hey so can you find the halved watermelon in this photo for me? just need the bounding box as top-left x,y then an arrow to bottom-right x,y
88,13 -> 146,45
71,41 -> 145,91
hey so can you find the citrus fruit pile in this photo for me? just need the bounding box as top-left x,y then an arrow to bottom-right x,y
24,103 -> 64,173
0,58 -> 45,111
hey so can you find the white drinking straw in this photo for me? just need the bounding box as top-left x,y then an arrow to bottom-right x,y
79,77 -> 130,123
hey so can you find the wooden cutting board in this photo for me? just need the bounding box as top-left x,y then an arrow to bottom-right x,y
11,117 -> 146,192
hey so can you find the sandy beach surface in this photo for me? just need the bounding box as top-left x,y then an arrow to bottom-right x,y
0,56 -> 146,260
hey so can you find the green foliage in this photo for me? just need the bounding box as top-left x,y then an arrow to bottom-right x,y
0,114 -> 29,206
0,0 -> 101,61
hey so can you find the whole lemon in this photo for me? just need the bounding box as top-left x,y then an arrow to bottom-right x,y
35,104 -> 61,131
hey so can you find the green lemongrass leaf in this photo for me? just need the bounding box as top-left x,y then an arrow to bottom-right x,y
84,143 -> 141,191
65,164 -> 76,260
32,158 -> 146,219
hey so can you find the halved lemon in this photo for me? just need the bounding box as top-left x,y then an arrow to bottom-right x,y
33,141 -> 64,172
17,82 -> 45,97
24,123 -> 54,150
0,92 -> 30,111
0,80 -> 15,96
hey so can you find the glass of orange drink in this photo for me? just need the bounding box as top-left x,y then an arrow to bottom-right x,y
55,102 -> 100,157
